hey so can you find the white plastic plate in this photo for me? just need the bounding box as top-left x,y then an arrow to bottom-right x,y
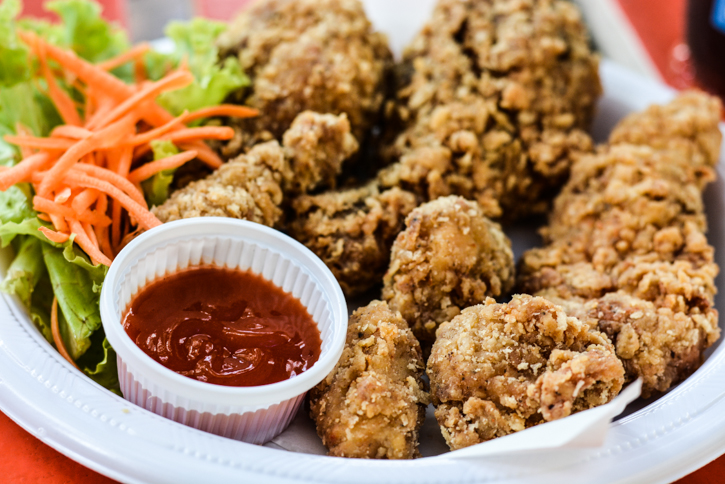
1,2 -> 725,482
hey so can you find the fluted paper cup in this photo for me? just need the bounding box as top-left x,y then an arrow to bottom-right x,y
100,218 -> 347,444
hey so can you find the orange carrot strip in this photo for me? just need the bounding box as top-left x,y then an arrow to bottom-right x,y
183,105 -> 259,123
19,30 -> 132,103
82,221 -> 99,248
93,195 -> 113,259
0,152 -> 51,190
54,187 -> 72,204
69,219 -> 112,267
49,214 -> 69,233
36,114 -> 137,197
3,135 -> 75,150
86,70 -> 194,131
65,173 -> 161,231
97,42 -> 151,71
111,147 -> 133,249
124,112 -> 187,146
39,226 -> 70,244
127,150 -> 197,183
38,43 -> 82,126
179,141 -> 223,169
34,196 -> 111,226
70,164 -> 147,208
51,125 -> 93,140
161,126 -> 235,144
37,213 -> 52,222
71,188 -> 100,214
51,297 -> 80,369
14,123 -> 35,158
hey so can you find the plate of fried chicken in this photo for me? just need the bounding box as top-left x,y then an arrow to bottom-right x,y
1,0 -> 724,483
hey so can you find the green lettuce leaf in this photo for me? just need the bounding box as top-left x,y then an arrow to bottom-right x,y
141,139 -> 178,207
77,332 -> 120,394
0,0 -> 30,87
0,235 -> 45,307
42,243 -> 102,359
147,18 -> 249,116
29,275 -> 54,344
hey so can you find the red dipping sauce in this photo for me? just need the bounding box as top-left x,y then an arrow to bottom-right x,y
122,266 -> 321,387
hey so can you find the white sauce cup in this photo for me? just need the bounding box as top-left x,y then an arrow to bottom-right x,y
100,218 -> 347,444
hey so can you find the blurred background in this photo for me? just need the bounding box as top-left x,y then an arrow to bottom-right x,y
18,0 -> 716,97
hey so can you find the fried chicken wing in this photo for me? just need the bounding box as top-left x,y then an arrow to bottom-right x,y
379,0 -> 600,219
382,196 -> 515,344
288,182 -> 418,296
153,111 -> 357,225
309,300 -> 429,459
217,0 -> 392,155
518,91 -> 722,397
427,295 -> 625,450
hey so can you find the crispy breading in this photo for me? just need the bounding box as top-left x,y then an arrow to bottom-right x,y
282,111 -> 359,194
379,0 -> 600,219
217,0 -> 392,155
518,91 -> 722,397
288,183 -> 418,296
152,140 -> 288,225
309,300 -> 429,459
154,111 -> 358,226
383,196 -> 515,344
427,295 -> 624,450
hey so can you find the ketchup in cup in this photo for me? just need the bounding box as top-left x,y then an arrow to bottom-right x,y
122,266 -> 322,387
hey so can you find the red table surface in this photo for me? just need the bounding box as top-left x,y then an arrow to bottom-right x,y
3,0 -> 725,482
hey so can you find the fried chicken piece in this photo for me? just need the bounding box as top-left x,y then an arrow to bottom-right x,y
382,196 -> 514,344
217,0 -> 392,155
152,140 -> 288,225
288,183 -> 418,296
518,91 -> 722,397
427,295 -> 625,450
153,111 -> 358,225
379,0 -> 600,220
309,300 -> 429,459
282,111 -> 359,194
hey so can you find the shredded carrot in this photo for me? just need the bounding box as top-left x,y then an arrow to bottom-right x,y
51,125 -> 93,140
3,135 -> 75,151
128,150 -> 197,183
0,152 -> 52,190
34,196 -> 111,226
3,33 -> 260,270
183,105 -> 259,123
38,43 -> 82,127
97,42 -> 151,71
65,173 -> 161,231
50,297 -> 80,369
68,219 -> 112,266
86,70 -> 194,130
39,226 -> 70,244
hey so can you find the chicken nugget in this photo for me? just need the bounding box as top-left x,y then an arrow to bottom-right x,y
383,196 -> 514,344
427,295 -> 624,450
309,300 -> 429,458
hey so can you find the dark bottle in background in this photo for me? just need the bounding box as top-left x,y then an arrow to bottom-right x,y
688,0 -> 725,99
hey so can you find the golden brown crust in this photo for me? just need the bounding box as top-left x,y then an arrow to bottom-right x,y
152,141 -> 288,225
288,183 -> 418,297
428,295 -> 624,450
383,196 -> 515,344
309,300 -> 429,459
380,0 -> 600,219
218,0 -> 392,154
154,112 -> 358,226
518,91 -> 722,397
